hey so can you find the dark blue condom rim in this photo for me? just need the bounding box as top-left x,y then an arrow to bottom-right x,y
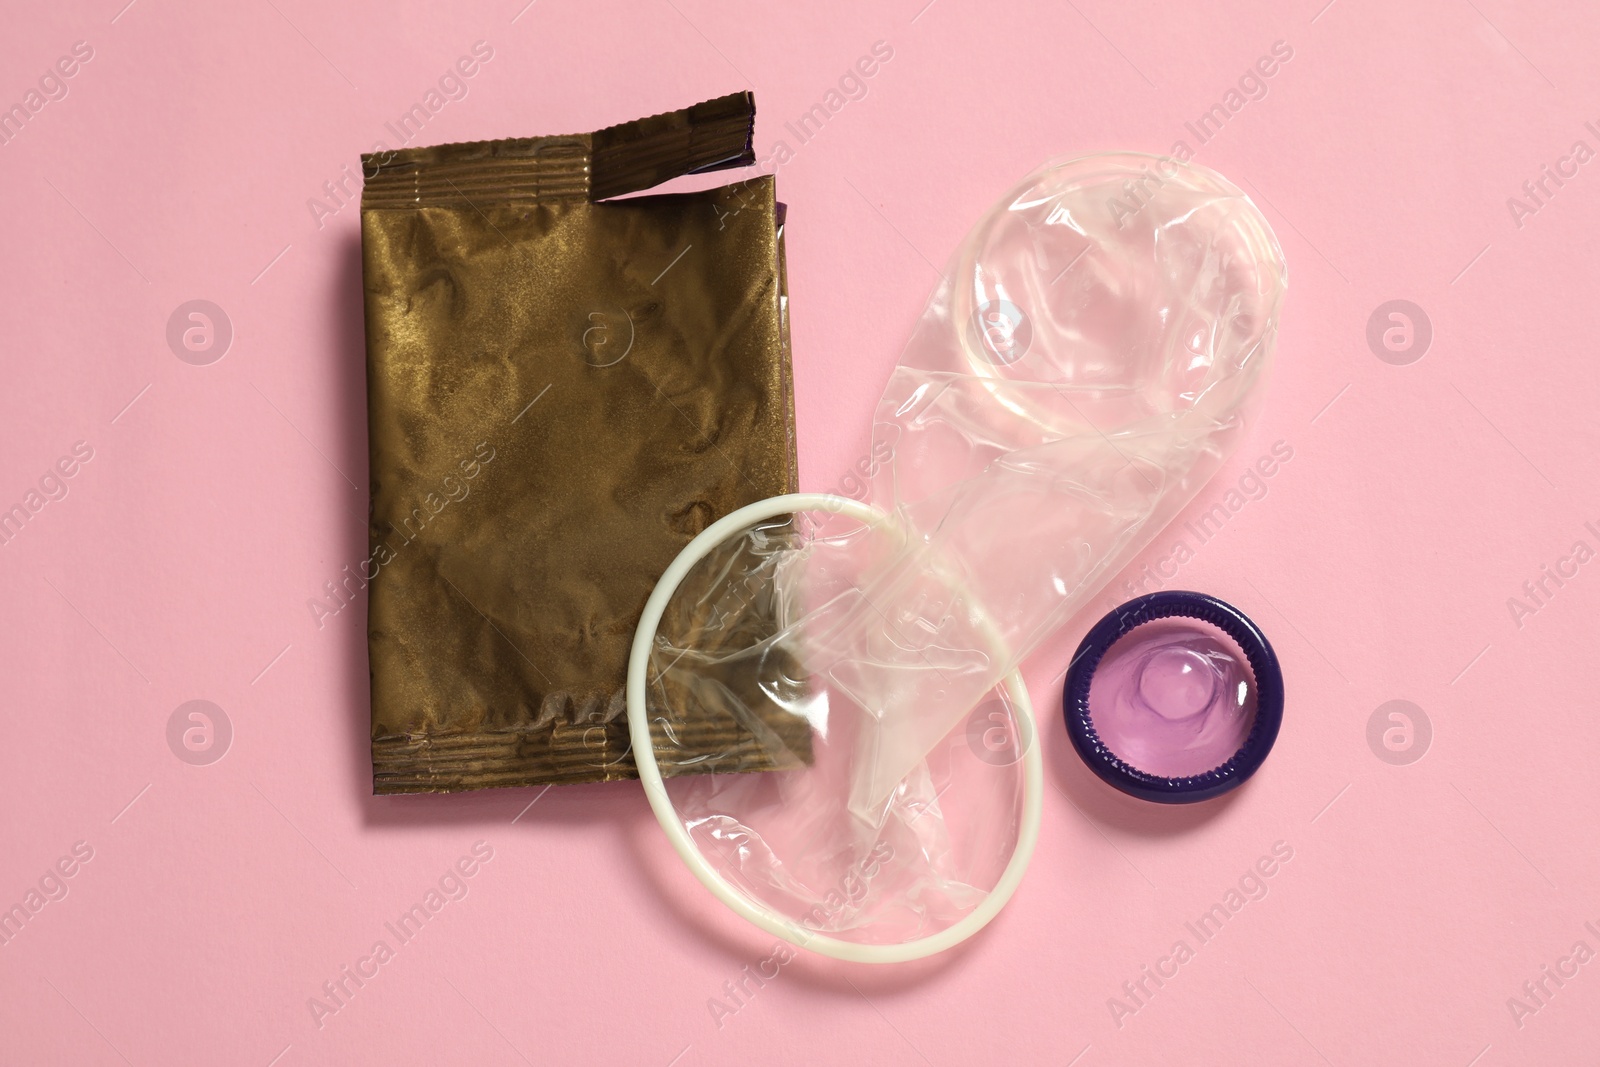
1063,591 -> 1283,804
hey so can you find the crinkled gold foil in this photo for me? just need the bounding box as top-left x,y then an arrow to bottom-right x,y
360,95 -> 802,793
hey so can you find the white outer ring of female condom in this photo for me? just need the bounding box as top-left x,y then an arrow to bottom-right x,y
626,491 -> 1044,963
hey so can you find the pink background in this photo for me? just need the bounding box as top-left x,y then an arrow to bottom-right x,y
2,0 -> 1597,1063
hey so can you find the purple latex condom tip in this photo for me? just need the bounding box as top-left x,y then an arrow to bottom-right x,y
1064,591 -> 1283,804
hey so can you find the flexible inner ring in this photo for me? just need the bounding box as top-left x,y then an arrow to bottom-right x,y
625,492 -> 1044,963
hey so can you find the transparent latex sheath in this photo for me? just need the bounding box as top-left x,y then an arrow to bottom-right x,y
646,154 -> 1287,947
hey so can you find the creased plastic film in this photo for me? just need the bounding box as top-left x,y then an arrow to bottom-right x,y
636,153 -> 1288,954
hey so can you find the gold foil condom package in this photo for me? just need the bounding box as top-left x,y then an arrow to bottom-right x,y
627,153 -> 1288,960
360,94 -> 801,793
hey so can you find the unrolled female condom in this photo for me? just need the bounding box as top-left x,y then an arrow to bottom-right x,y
626,152 -> 1288,960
